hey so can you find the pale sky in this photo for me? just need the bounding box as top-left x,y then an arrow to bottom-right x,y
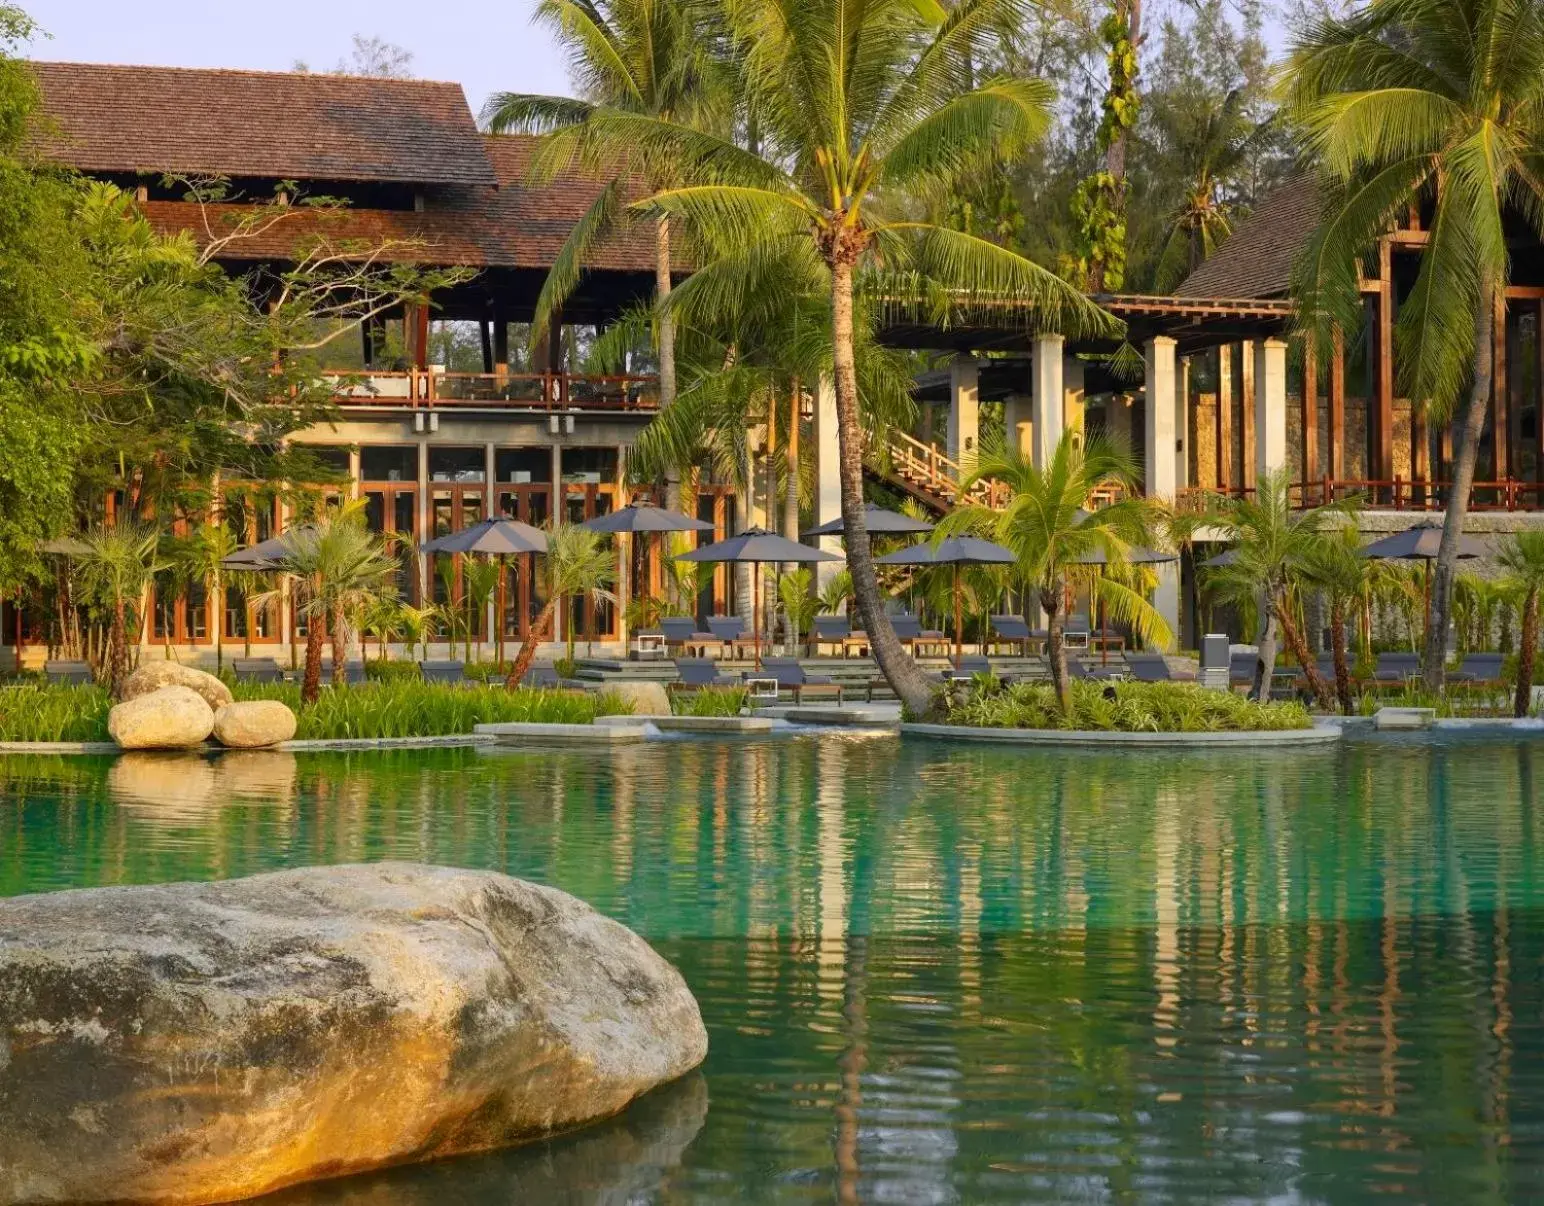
21,0 -> 572,115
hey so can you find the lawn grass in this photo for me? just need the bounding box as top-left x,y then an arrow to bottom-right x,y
0,681 -> 633,743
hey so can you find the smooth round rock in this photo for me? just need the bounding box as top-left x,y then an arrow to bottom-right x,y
605,679 -> 671,716
0,862 -> 708,1206
121,661 -> 233,711
212,699 -> 297,748
106,685 -> 215,750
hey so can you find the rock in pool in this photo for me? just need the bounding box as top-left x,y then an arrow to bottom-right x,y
121,660 -> 234,711
0,863 -> 707,1206
212,699 -> 297,748
605,679 -> 672,716
106,685 -> 215,751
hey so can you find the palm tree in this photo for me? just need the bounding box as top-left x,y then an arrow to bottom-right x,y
264,514 -> 400,703
1303,524 -> 1370,714
506,523 -> 618,686
943,433 -> 1170,709
483,0 -> 727,448
777,567 -> 820,653
1207,469 -> 1352,706
1498,530 -> 1544,717
577,0 -> 1116,713
168,521 -> 237,674
1282,0 -> 1544,690
462,557 -> 500,665
77,521 -> 162,696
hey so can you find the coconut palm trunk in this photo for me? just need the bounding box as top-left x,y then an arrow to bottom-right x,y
1515,586 -> 1538,718
1041,583 -> 1070,710
1330,598 -> 1354,714
1276,595 -> 1333,711
506,595 -> 559,688
108,597 -> 130,697
1252,606 -> 1279,703
829,257 -> 934,716
1425,282 -> 1495,690
657,214 -> 683,515
302,620 -> 324,705
330,603 -> 349,686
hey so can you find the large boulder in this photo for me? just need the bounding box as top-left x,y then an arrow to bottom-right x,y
0,863 -> 708,1206
606,680 -> 671,716
212,699 -> 297,748
122,661 -> 234,712
107,685 -> 215,751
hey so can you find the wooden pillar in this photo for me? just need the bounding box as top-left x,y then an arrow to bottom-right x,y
493,306 -> 510,380
1241,340 -> 1256,490
411,303 -> 430,371
1494,292 -> 1510,480
1330,326 -> 1345,482
479,319 -> 494,375
1302,332 -> 1318,484
1377,243 -> 1395,486
1216,344 -> 1233,492
547,309 -> 564,376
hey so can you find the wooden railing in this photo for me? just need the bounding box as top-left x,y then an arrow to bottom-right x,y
870,429 -> 1125,512
323,370 -> 659,412
1178,477 -> 1544,513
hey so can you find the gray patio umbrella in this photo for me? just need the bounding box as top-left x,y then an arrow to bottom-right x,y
1071,544 -> 1178,665
39,536 -> 91,557
221,528 -> 314,571
582,503 -> 714,634
677,528 -> 841,666
803,503 -> 935,537
1361,523 -> 1487,635
422,519 -> 549,667
877,536 -> 1015,664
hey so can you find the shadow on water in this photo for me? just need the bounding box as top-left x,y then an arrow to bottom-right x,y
258,1073 -> 709,1205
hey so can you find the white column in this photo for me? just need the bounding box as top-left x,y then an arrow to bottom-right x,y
1004,392 -> 1032,458
1032,334 -> 1065,470
1255,337 -> 1288,482
1064,355 -> 1086,447
1144,336 -> 1180,636
1176,356 -> 1191,490
814,373 -> 842,593
947,357 -> 979,468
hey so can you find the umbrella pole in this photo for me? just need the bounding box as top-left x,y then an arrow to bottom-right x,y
1423,559 -> 1432,645
496,555 -> 506,670
954,564 -> 963,667
753,566 -> 762,670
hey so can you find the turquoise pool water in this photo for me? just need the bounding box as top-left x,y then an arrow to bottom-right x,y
2,732 -> 1543,1202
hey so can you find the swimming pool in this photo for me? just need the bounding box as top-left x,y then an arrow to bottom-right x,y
2,731 -> 1541,1202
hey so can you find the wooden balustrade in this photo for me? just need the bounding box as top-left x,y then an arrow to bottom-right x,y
321,370 -> 660,412
1178,477 -> 1544,512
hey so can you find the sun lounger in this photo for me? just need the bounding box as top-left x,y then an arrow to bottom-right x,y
668,657 -> 739,695
988,615 -> 1035,656
1069,657 -> 1126,682
889,613 -> 949,656
232,657 -> 283,684
1452,652 -> 1505,686
419,660 -> 468,685
812,614 -> 869,657
660,616 -> 714,657
1373,652 -> 1421,683
1125,653 -> 1174,683
523,662 -> 585,690
759,657 -> 844,704
705,615 -> 752,657
43,660 -> 92,686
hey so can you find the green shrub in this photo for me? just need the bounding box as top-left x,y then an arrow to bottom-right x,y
0,685 -> 114,742
938,679 -> 1313,732
673,685 -> 748,717
364,659 -> 422,684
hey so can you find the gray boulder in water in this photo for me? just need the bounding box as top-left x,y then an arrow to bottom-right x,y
0,863 -> 708,1205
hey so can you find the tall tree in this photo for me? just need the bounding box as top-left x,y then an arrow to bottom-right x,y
570,0 -> 1116,714
1282,0 -> 1544,690
1498,530 -> 1544,717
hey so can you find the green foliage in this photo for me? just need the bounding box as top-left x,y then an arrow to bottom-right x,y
672,684 -> 748,717
941,679 -> 1313,732
0,684 -> 113,742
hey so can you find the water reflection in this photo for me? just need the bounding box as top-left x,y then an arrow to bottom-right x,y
3,735 -> 1544,1201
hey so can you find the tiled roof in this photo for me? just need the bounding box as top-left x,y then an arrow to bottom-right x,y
28,61 -> 496,187
1174,175 -> 1320,300
139,135 -> 665,273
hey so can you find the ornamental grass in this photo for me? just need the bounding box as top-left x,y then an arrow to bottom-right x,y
938,678 -> 1313,733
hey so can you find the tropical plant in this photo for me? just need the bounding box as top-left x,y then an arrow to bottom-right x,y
506,523 -> 618,686
1282,0 -> 1544,689
166,521 -> 238,673
776,567 -> 820,653
77,521 -> 162,695
580,0 -> 1118,715
482,0 -> 728,439
260,511 -> 401,703
1206,469 -> 1353,706
1497,530 -> 1544,717
944,432 -> 1170,710
818,567 -> 855,617
462,557 -> 500,663
394,602 -> 442,664
941,677 -> 1312,732
1303,524 -> 1371,713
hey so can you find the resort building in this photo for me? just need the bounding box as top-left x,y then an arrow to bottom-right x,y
8,59 -> 1544,661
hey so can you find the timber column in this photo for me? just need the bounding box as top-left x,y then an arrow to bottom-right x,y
814,374 -> 842,593
1031,334 -> 1065,470
1144,336 -> 1180,635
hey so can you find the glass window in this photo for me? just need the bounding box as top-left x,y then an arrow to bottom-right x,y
361,446 -> 418,483
560,447 -> 618,485
298,445 -> 351,474
496,447 -> 553,484
429,447 -> 486,483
